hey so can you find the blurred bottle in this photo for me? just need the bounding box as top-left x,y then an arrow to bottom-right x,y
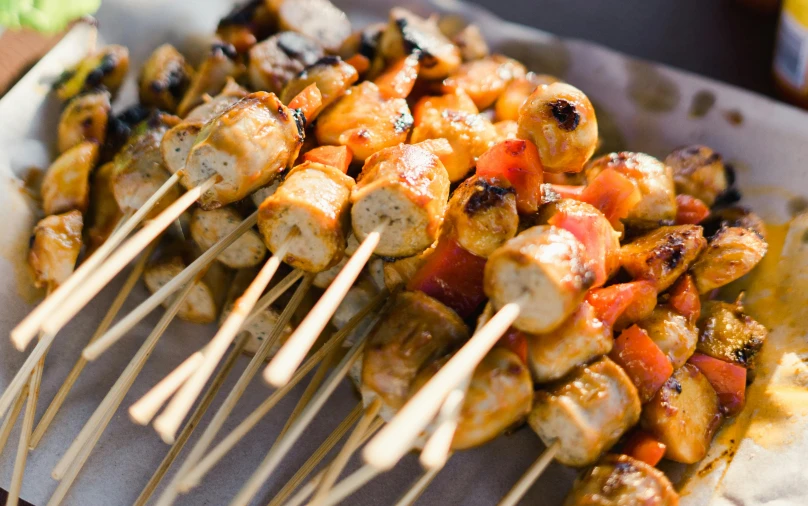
774,0 -> 808,107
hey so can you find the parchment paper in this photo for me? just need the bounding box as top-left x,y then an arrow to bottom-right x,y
0,0 -> 807,505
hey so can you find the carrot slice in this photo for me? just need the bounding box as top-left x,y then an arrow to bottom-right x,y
622,430 -> 667,467
346,54 -> 371,75
302,145 -> 353,174
288,83 -> 323,124
374,54 -> 420,99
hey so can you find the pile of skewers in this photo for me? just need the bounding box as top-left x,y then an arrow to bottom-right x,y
0,0 -> 771,505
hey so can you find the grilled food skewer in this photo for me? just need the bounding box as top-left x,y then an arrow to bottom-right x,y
129,351 -> 204,425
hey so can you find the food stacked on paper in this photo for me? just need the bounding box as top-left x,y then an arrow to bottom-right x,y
0,1 -> 775,505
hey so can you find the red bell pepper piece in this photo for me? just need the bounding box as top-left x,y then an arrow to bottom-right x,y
675,194 -> 710,225
581,169 -> 642,227
476,139 -> 544,214
407,236 -> 487,318
496,328 -> 528,365
668,274 -> 700,324
688,353 -> 747,416
586,281 -> 657,330
302,145 -> 353,174
288,83 -> 323,124
547,207 -> 618,288
622,430 -> 667,467
610,325 -> 673,403
346,54 -> 371,75
374,54 -> 420,99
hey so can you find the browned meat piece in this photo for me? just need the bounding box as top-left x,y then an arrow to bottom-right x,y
182,92 -> 304,210
450,24 -> 490,62
443,55 -> 526,110
86,162 -> 122,254
57,90 -> 110,153
378,8 -> 461,80
696,300 -> 767,371
215,0 -> 276,54
564,454 -> 679,506
485,226 -> 595,334
54,45 -> 129,102
641,363 -> 722,464
701,206 -> 767,240
280,57 -> 358,120
177,44 -> 243,118
529,357 -> 641,466
248,32 -> 324,94
637,307 -> 698,369
139,44 -> 194,113
41,141 -> 98,216
526,301 -> 613,383
690,226 -> 767,293
315,81 -> 413,162
275,0 -> 352,53
361,291 -> 468,410
517,83 -> 598,174
190,206 -> 266,269
665,145 -> 729,207
351,141 -> 450,258
444,175 -> 518,258
28,210 -> 83,289
585,152 -> 677,226
495,74 -> 558,122
620,225 -> 706,292
258,161 -> 354,272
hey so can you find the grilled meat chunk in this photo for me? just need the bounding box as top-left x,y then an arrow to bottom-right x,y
665,145 -> 729,207
177,44 -> 242,118
443,55 -> 526,110
54,45 -> 129,101
248,32 -> 324,94
379,8 -> 461,80
620,225 -> 706,292
275,0 -> 352,53
190,206 -> 266,269
700,206 -> 767,240
41,141 -> 98,216
28,211 -> 83,289
564,454 -> 679,506
696,300 -> 767,371
57,90 -> 110,153
139,44 -> 193,112
637,307 -> 698,369
690,226 -> 767,293
280,57 -> 358,121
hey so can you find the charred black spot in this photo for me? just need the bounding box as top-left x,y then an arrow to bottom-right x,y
165,64 -> 190,98
706,152 -> 722,165
724,163 -> 737,186
713,187 -> 742,208
670,377 -> 683,394
313,55 -> 341,67
395,18 -> 434,65
648,233 -> 686,272
292,109 -> 307,140
211,42 -> 238,60
393,112 -> 414,134
464,180 -> 514,215
85,68 -> 105,88
277,105 -> 288,121
277,32 -> 321,63
359,26 -> 384,60
218,0 -> 262,27
81,117 -> 94,128
548,99 -> 580,131
28,233 -> 36,249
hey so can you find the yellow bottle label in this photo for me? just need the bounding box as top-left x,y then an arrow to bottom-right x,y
775,0 -> 808,89
784,0 -> 808,28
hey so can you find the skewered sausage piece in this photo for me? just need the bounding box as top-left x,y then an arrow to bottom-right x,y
57,90 -> 110,153
529,357 -> 642,467
664,145 -> 729,207
443,55 -> 526,110
41,141 -> 98,216
379,8 -> 461,80
112,113 -> 181,219
361,291 -> 468,412
275,0 -> 352,54
564,454 -> 679,506
620,225 -> 706,292
28,210 -> 83,289
350,141 -> 451,258
54,45 -> 130,102
177,44 -> 242,118
637,307 -> 698,369
411,348 -> 533,450
690,226 -> 767,293
526,301 -> 613,383
485,226 -> 595,334
248,32 -> 324,94
444,175 -> 518,258
517,82 -> 598,174
585,152 -> 677,226
258,161 -> 354,272
183,91 -> 304,210
190,206 -> 267,269
139,44 -> 193,113
280,57 -> 359,121
315,81 -> 413,162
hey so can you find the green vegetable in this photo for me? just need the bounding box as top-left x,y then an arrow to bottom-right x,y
0,0 -> 101,33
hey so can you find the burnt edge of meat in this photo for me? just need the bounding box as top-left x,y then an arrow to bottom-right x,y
296,56 -> 342,80
218,0 -> 262,28
150,63 -> 190,99
211,42 -> 238,60
395,18 -> 437,69
548,99 -> 580,131
102,104 -> 153,160
359,26 -> 384,60
464,179 -> 515,215
277,32 -> 323,64
645,231 -> 687,274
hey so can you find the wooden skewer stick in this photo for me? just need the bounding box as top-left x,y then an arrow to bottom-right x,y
419,377 -> 470,470
266,403 -> 363,506
264,223 -> 386,387
132,333 -> 249,506
309,399 -> 382,506
51,280 -> 197,480
0,384 -> 29,457
154,240 -> 292,444
12,167 -> 180,349
312,464 -> 382,506
177,289 -> 390,492
281,418 -> 385,506
84,211 -> 260,360
0,330 -> 55,420
6,373 -> 38,506
42,176 -> 216,337
152,276 -> 313,506
30,242 -> 156,449
274,348 -> 337,442
363,301 -> 523,470
393,466 -> 443,506
496,441 -> 561,506
228,298 -> 389,506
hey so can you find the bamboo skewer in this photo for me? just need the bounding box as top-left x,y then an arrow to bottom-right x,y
264,223 -> 386,387
310,399 -> 382,506
314,464 -> 381,506
85,211 -> 260,359
42,176 -> 216,337
153,276 -> 314,506
6,370 -> 39,506
394,467 -> 443,506
0,384 -> 29,457
274,348 -> 337,442
154,240 -> 292,444
51,280 -> 197,481
129,351 -> 204,426
132,332 -> 250,506
363,301 -> 523,470
30,241 -> 156,449
177,289 -> 390,493
419,379 -> 469,471
496,441 -> 561,506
